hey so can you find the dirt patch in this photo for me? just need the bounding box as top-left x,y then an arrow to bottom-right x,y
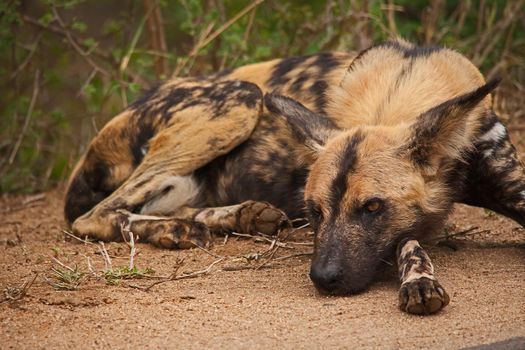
1,189 -> 523,349
1,127 -> 524,349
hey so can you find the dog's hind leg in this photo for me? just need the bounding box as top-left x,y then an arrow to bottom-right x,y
71,171 -> 212,248
69,80 -> 264,248
459,113 -> 525,227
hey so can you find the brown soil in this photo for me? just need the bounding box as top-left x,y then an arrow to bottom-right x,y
1,128 -> 524,349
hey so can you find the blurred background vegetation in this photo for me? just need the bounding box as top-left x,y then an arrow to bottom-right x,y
1,0 -> 524,193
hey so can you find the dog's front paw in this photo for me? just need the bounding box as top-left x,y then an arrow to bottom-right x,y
399,277 -> 450,315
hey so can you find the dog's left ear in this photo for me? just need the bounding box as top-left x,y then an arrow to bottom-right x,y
403,78 -> 500,176
264,93 -> 340,152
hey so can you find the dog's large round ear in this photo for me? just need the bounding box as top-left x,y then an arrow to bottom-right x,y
264,93 -> 340,152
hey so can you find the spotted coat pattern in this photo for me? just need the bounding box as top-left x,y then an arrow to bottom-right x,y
64,40 -> 525,315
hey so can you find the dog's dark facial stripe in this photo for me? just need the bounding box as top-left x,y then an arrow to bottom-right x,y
328,132 -> 364,219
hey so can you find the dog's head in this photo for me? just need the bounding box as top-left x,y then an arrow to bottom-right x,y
265,57 -> 498,294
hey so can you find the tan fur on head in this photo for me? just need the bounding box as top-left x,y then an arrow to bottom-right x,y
306,126 -> 451,226
327,39 -> 488,129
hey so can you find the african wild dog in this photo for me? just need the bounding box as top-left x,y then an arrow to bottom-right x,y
64,39 -> 525,314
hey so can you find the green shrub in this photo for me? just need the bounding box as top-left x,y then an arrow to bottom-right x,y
1,0 -> 523,193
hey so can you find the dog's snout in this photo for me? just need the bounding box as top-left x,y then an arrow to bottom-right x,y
309,263 -> 344,294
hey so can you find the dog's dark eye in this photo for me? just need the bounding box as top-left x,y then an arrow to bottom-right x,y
363,198 -> 384,214
306,199 -> 323,231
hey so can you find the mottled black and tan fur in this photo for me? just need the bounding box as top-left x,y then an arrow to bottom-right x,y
65,39 -> 525,314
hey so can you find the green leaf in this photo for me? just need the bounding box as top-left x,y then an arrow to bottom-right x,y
82,82 -> 96,97
71,20 -> 87,32
38,13 -> 54,27
82,38 -> 97,47
128,82 -> 141,94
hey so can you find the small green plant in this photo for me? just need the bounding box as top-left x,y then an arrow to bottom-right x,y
50,247 -> 61,257
483,208 -> 496,218
47,265 -> 85,291
103,266 -> 155,285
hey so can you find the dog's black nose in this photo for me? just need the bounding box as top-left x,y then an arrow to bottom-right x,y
309,263 -> 344,294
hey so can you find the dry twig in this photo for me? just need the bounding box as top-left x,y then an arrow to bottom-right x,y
98,242 -> 113,270
173,0 -> 265,76
51,256 -> 75,272
188,0 -> 265,57
62,229 -> 96,246
7,69 -> 40,166
10,32 -> 43,80
51,6 -> 110,77
0,194 -> 46,215
425,226 -> 481,242
192,242 -> 224,259
143,0 -> 168,77
119,221 -> 138,270
128,257 -> 224,291
2,273 -> 38,303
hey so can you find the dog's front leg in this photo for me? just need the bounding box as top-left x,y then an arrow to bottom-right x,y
396,239 -> 450,314
172,201 -> 291,236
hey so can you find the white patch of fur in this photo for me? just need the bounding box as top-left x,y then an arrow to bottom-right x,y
126,212 -> 166,223
195,205 -> 240,220
116,210 -> 167,236
140,175 -> 200,215
399,240 -> 420,260
399,240 -> 436,283
521,190 -> 525,199
194,204 -> 242,228
480,122 -> 506,143
483,148 -> 494,158
402,272 -> 436,284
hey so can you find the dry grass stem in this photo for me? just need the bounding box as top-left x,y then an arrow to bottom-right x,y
119,221 -> 138,270
46,258 -> 86,291
173,0 -> 265,76
51,256 -> 75,272
192,242 -> 224,259
128,231 -> 136,270
188,0 -> 265,57
98,242 -> 113,270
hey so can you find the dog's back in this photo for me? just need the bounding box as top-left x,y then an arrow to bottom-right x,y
193,40 -> 493,219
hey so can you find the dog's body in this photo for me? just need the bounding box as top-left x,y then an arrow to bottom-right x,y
65,40 -> 525,314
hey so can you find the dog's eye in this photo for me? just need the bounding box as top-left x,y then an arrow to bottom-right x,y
306,199 -> 323,230
312,206 -> 322,220
363,198 -> 384,214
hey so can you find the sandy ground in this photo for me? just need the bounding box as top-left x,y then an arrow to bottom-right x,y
0,128 -> 524,349
0,190 -> 523,349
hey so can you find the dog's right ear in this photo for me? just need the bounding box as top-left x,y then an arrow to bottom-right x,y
264,93 -> 340,152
